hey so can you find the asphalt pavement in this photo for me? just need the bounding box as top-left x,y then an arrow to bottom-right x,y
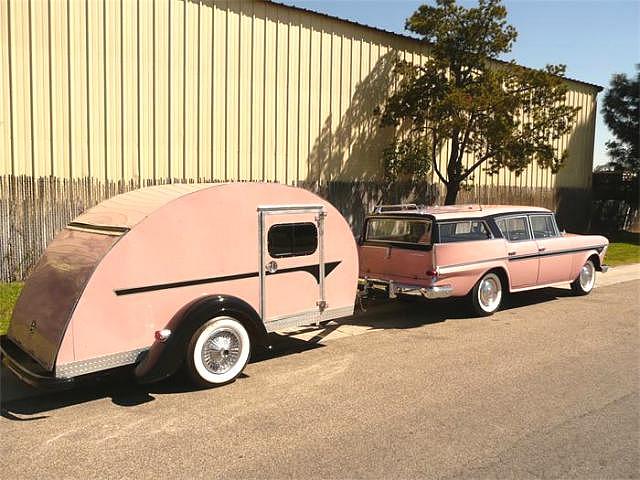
1,275 -> 638,479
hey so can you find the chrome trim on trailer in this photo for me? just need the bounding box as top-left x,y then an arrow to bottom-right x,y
56,348 -> 148,378
257,204 -> 327,325
263,305 -> 354,332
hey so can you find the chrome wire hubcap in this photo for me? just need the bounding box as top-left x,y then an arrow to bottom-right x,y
579,262 -> 595,290
479,276 -> 501,311
201,328 -> 242,374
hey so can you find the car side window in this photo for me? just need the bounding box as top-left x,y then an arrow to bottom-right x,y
495,216 -> 532,242
438,221 -> 492,243
529,215 -> 558,239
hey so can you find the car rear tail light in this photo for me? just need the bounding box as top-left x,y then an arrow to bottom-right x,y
426,269 -> 438,281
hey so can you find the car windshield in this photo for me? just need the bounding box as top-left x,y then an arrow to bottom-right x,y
366,218 -> 432,245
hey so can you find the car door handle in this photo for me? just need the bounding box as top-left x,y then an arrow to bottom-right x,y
538,247 -> 546,252
508,251 -> 516,256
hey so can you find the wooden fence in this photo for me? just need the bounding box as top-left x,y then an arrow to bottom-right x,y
1,175 -> 559,282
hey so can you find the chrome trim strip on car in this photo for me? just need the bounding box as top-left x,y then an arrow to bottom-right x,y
507,245 -> 606,261
437,256 -> 511,272
436,245 -> 606,271
56,348 -> 148,378
114,261 -> 342,296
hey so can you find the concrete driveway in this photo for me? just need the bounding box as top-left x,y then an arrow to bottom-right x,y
1,274 -> 638,479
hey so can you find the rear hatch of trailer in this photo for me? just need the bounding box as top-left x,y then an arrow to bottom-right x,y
7,225 -> 124,371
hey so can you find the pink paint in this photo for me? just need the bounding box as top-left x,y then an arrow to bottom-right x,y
8,183 -> 358,378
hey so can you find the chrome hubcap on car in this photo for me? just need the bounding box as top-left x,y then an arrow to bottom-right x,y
201,328 -> 242,374
479,274 -> 501,312
579,262 -> 595,291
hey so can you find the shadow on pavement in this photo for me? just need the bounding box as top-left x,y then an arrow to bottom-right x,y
1,286 -> 572,419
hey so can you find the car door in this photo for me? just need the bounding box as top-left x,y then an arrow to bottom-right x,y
530,213 -> 572,284
495,215 -> 539,288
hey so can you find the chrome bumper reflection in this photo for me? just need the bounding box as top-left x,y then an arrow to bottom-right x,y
359,278 -> 453,299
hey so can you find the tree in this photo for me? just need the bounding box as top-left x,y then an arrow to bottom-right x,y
377,0 -> 581,204
601,66 -> 639,173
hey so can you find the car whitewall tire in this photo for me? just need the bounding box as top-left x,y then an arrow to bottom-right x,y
571,259 -> 596,296
186,316 -> 250,387
471,272 -> 503,316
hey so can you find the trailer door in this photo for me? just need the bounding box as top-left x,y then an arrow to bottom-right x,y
258,205 -> 326,331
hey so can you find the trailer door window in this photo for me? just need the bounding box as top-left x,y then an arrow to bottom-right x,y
268,222 -> 318,258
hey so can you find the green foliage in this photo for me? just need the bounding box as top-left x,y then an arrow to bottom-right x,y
601,66 -> 640,173
0,282 -> 23,335
605,231 -> 640,267
378,0 -> 581,204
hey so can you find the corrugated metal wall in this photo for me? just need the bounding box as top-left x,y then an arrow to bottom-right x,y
1,0 -> 598,189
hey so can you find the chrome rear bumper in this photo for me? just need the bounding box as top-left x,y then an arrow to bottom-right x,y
359,278 -> 453,299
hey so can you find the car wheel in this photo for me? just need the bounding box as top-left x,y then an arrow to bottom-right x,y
185,316 -> 251,387
471,272 -> 503,316
570,259 -> 596,296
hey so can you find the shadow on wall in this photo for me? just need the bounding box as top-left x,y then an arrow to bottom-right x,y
302,48 -> 439,232
305,50 -> 396,183
205,0 -> 438,225
554,86 -> 596,233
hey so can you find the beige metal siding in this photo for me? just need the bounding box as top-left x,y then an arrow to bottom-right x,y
1,0 -> 598,190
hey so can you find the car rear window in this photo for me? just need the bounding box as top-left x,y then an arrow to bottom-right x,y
438,220 -> 492,243
366,218 -> 432,245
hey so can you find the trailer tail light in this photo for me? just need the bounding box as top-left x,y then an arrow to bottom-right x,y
155,329 -> 172,342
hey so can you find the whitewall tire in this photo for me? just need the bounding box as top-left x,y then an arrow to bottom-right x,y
571,259 -> 596,296
186,316 -> 251,387
471,272 -> 503,316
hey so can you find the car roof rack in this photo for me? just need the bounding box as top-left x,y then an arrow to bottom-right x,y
372,203 -> 420,214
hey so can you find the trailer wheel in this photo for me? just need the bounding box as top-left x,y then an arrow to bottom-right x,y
471,272 -> 503,316
186,316 -> 251,387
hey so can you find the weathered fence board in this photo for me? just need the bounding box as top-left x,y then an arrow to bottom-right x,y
1,175 -> 558,282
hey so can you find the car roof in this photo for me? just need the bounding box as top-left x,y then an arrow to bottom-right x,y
370,204 -> 552,221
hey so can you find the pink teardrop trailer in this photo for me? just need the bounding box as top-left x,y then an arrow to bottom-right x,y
1,183 -> 359,388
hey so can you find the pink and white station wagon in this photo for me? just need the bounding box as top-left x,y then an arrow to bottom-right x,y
358,204 -> 609,316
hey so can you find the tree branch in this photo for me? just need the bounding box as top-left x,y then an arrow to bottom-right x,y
431,131 -> 448,185
456,112 -> 476,165
459,150 -> 495,181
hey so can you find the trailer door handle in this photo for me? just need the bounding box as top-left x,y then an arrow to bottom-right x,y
265,260 -> 278,273
508,251 -> 516,256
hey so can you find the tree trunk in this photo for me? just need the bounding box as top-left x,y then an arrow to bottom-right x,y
444,181 -> 460,205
